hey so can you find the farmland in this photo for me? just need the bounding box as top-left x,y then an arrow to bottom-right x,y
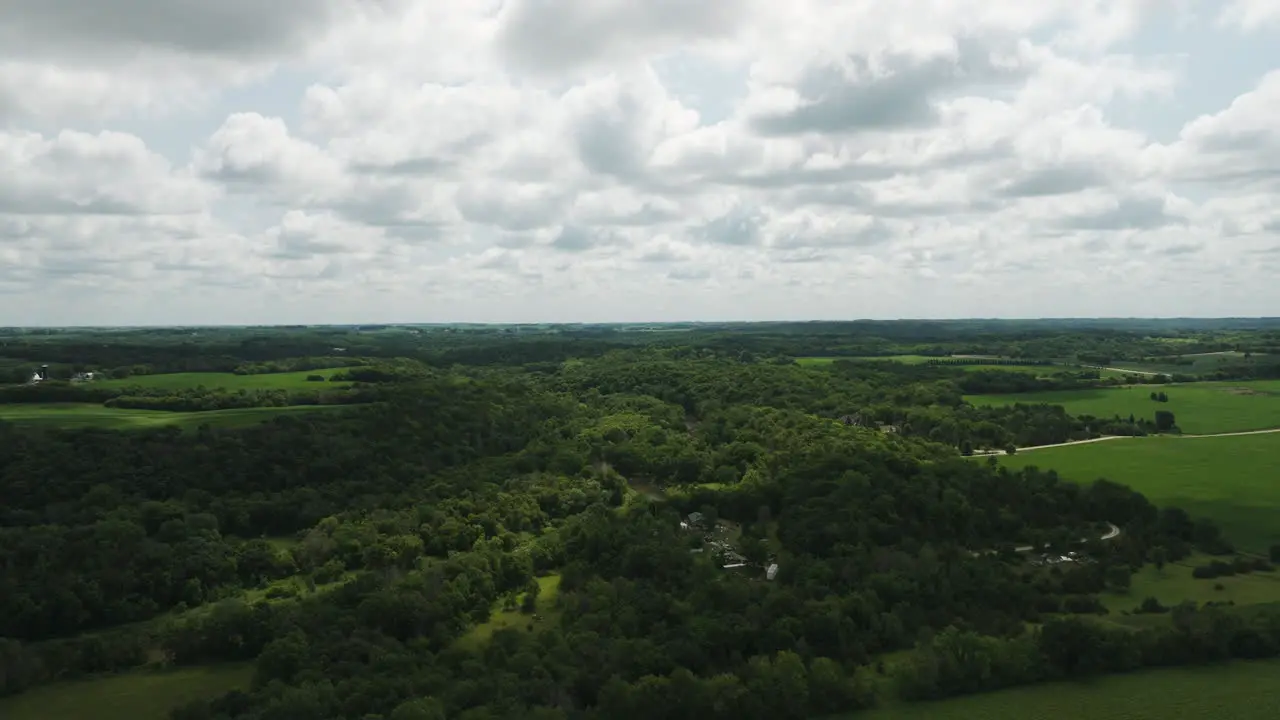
998,432 -> 1280,552
852,659 -> 1280,720
1108,351 -> 1275,377
798,356 -> 1143,378
967,381 -> 1280,435
0,403 -> 353,430
96,367 -> 355,390
0,663 -> 251,720
1101,552 -> 1280,618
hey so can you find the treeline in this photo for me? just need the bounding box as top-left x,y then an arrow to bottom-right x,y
898,605 -> 1280,702
103,387 -> 377,412
231,357 -> 364,375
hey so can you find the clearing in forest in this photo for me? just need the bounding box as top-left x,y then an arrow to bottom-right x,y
96,367 -> 357,391
455,574 -> 563,651
0,403 -> 353,430
852,658 -> 1280,720
998,432 -> 1280,553
966,380 -> 1280,435
0,663 -> 251,720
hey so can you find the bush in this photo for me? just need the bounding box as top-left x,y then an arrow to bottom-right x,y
1135,597 -> 1168,614
306,375 -> 325,382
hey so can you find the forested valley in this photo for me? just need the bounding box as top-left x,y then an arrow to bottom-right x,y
3,323 -> 1280,719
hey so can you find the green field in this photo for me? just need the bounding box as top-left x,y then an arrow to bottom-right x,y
852,659 -> 1280,720
798,357 -> 1137,378
1102,553 -> 1280,618
0,403 -> 354,430
0,664 -> 251,720
455,574 -> 562,651
968,381 -> 1280,435
999,433 -> 1280,552
97,368 -> 354,390
1108,352 -> 1274,377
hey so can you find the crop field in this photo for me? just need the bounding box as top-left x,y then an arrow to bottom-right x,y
0,663 -> 251,720
0,403 -> 354,430
852,659 -> 1280,720
998,432 -> 1280,552
967,381 -> 1280,435
97,367 -> 355,390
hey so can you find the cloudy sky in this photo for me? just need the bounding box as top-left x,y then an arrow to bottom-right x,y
3,0 -> 1280,325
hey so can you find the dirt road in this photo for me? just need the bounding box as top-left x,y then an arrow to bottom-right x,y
974,427 -> 1280,456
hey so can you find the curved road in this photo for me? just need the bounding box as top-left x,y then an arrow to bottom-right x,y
975,522 -> 1121,557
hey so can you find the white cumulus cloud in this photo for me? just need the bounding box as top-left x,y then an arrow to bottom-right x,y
1,0 -> 1279,323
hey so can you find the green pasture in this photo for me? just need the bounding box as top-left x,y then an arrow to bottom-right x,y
97,367 -> 354,391
0,663 -> 251,720
455,574 -> 562,651
999,432 -> 1280,552
0,403 -> 353,430
852,659 -> 1280,720
967,381 -> 1280,435
1102,553 -> 1280,618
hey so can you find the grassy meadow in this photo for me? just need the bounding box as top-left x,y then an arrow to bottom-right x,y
0,664 -> 251,720
851,659 -> 1280,720
1102,552 -> 1280,618
967,381 -> 1280,435
999,432 -> 1280,552
97,367 -> 355,391
455,574 -> 563,651
0,403 -> 353,430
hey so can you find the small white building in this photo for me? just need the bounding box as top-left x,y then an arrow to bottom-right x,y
766,563 -> 779,580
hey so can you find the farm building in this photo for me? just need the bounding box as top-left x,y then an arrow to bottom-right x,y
766,563 -> 779,580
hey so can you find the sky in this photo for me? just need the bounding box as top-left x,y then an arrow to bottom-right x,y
2,0 -> 1280,325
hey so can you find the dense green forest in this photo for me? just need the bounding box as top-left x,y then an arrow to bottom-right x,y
2,321 -> 1280,719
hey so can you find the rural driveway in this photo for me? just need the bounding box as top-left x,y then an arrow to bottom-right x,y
1080,365 -> 1169,376
975,426 -> 1280,456
977,522 -> 1122,556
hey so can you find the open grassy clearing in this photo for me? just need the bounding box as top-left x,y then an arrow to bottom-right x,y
0,663 -> 251,720
998,432 -> 1280,552
96,367 -> 356,391
967,381 -> 1280,435
849,659 -> 1280,720
1102,552 -> 1280,618
0,403 -> 355,430
455,574 -> 562,651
